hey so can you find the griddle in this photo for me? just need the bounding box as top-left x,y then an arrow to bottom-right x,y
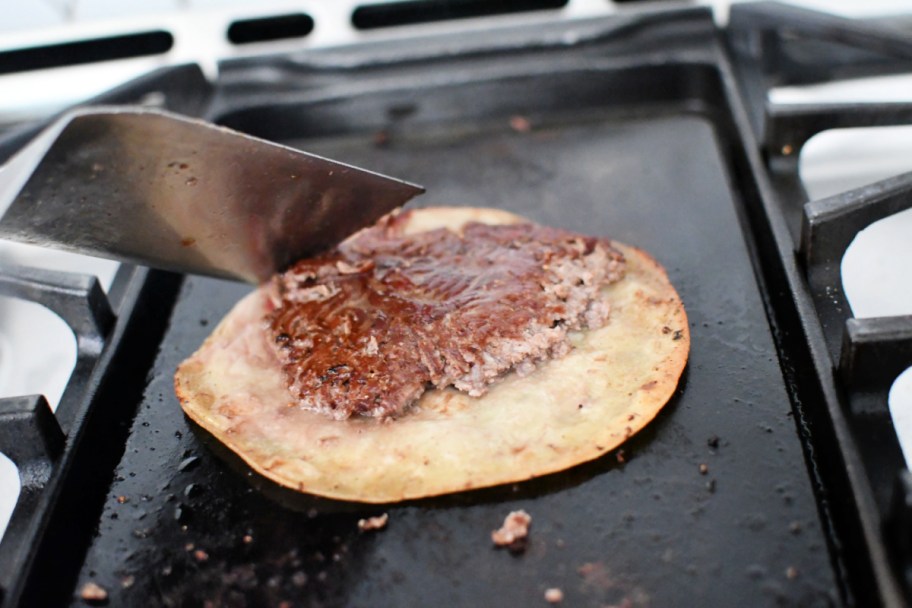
1,3 -> 909,606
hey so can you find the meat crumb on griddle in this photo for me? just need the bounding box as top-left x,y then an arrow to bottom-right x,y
492,509 -> 532,549
79,582 -> 108,604
544,588 -> 564,603
358,513 -> 388,532
268,212 -> 625,419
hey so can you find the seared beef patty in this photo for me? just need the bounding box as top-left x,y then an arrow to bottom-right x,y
266,211 -> 625,419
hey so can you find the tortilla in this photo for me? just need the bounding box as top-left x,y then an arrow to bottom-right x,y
174,207 -> 689,502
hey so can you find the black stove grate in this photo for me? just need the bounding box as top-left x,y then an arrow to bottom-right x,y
0,264 -> 182,607
0,264 -> 113,597
727,2 -> 912,605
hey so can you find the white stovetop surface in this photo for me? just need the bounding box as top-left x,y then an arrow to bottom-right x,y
0,0 -> 911,544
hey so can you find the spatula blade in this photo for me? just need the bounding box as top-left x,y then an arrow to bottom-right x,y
0,107 -> 424,283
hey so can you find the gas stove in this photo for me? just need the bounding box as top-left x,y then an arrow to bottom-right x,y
1,2 -> 912,606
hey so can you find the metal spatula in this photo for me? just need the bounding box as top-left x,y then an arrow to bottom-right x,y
0,107 -> 423,283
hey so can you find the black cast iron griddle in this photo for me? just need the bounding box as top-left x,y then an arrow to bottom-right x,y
22,8 -> 836,607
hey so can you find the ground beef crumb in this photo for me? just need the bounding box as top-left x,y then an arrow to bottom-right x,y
492,510 -> 532,548
510,115 -> 532,133
545,588 -> 564,603
79,581 -> 108,603
358,513 -> 389,532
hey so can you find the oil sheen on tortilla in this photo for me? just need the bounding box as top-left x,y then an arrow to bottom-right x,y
174,207 -> 690,503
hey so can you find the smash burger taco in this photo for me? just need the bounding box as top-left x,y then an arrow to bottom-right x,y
175,207 -> 689,502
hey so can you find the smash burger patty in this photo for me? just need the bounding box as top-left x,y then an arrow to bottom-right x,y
267,212 -> 625,420
175,207 -> 689,502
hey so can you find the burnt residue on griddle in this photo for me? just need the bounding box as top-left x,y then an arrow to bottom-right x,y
79,415 -> 374,607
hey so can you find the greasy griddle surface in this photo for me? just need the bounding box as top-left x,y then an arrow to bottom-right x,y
73,114 -> 836,606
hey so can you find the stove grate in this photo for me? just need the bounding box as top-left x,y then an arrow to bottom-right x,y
728,3 -> 912,604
